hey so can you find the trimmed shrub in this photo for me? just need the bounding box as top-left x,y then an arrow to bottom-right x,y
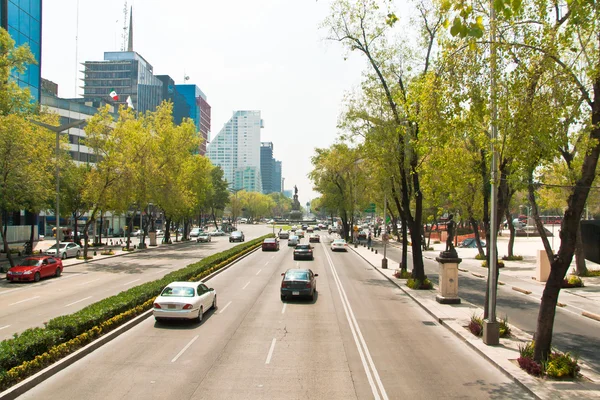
518,356 -> 543,376
562,275 -> 584,288
545,352 -> 580,379
406,277 -> 433,290
475,253 -> 486,260
582,270 -> 600,277
502,255 -> 523,261
481,260 -> 505,268
393,269 -> 412,279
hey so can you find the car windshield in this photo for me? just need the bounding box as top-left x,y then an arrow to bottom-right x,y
333,239 -> 346,244
20,259 -> 42,267
296,244 -> 310,250
284,270 -> 309,280
161,286 -> 195,297
264,239 -> 276,243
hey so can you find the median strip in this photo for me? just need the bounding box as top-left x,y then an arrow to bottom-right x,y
582,311 -> 600,322
471,273 -> 485,278
512,287 -> 532,295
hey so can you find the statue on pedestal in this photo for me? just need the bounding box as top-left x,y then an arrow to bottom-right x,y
289,185 -> 303,221
440,214 -> 458,259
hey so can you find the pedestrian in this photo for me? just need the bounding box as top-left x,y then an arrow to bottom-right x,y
367,233 -> 372,248
377,226 -> 382,237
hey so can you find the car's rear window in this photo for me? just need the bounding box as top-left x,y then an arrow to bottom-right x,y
333,240 -> 346,244
161,287 -> 195,297
296,245 -> 310,249
285,271 -> 309,280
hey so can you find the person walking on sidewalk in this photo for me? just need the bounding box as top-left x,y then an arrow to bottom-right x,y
367,232 -> 372,248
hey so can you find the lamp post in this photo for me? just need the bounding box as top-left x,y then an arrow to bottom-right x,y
382,193 -> 388,269
31,119 -> 87,256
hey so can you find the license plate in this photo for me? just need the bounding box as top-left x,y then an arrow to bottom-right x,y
292,291 -> 300,296
168,304 -> 176,309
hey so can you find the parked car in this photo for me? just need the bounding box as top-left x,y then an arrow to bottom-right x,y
44,242 -> 81,259
280,268 -> 318,301
331,239 -> 348,252
262,238 -> 279,251
153,281 -> 217,323
6,256 -> 63,282
210,229 -> 227,237
154,229 -> 164,237
459,238 -> 486,248
288,235 -> 300,246
229,231 -> 245,242
190,228 -> 202,238
357,231 -> 368,241
278,231 -> 290,239
293,244 -> 314,261
308,234 -> 320,243
196,232 -> 211,243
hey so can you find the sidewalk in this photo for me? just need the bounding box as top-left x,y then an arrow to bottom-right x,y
350,241 -> 600,400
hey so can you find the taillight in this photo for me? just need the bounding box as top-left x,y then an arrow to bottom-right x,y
281,281 -> 288,288
182,304 -> 193,310
306,282 -> 312,288
153,303 -> 161,309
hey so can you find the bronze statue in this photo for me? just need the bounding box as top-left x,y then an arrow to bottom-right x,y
446,214 -> 456,252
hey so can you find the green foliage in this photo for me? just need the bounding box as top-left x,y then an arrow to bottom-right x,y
393,269 -> 412,279
469,314 -> 511,337
544,352 -> 580,379
582,270 -> 600,277
562,275 -> 584,288
475,253 -> 486,260
481,260 -> 505,268
0,235 -> 270,374
406,278 -> 434,290
502,255 -> 523,261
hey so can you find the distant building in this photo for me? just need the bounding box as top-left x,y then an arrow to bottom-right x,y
260,142 -> 283,194
174,84 -> 211,155
283,190 -> 293,199
207,110 -> 263,192
81,51 -> 163,113
1,0 -> 42,101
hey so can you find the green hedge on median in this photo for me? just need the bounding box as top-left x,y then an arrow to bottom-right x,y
0,235 -> 271,375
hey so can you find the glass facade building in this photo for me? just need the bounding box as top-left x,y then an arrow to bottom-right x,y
207,110 -> 263,192
82,51 -> 163,114
1,0 -> 42,102
175,84 -> 211,156
260,142 -> 283,194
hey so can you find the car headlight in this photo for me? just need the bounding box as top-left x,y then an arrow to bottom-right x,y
23,271 -> 33,275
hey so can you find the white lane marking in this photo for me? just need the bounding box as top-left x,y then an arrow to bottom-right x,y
281,303 -> 287,314
323,243 -> 388,400
219,301 -> 232,314
0,325 -> 11,331
242,281 -> 251,290
9,296 -> 40,306
123,279 -> 141,286
271,255 -> 275,259
64,296 -> 93,308
59,273 -> 83,280
256,269 -> 262,275
265,261 -> 269,266
171,335 -> 199,363
0,288 -> 24,296
153,269 -> 168,275
78,278 -> 100,286
265,338 -> 277,364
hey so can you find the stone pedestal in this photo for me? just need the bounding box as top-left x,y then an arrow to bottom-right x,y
435,256 -> 462,304
149,232 -> 157,247
483,320 -> 500,345
535,249 -> 550,282
381,258 -> 388,269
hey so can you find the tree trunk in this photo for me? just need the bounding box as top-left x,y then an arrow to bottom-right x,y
574,222 -> 588,276
534,79 -> 600,362
505,209 -> 515,258
470,217 -> 485,258
99,211 -> 104,245
1,211 -> 15,268
211,208 -> 219,231
28,218 -> 35,255
73,213 -> 79,246
164,217 -> 172,244
401,218 -> 408,271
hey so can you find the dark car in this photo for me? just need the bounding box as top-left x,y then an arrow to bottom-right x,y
262,238 -> 279,251
229,231 -> 245,242
357,231 -> 368,241
6,256 -> 63,282
280,268 -> 318,301
293,244 -> 314,260
460,238 -> 486,248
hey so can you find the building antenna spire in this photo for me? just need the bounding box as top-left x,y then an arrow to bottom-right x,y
75,0 -> 80,96
127,6 -> 133,51
121,1 -> 128,51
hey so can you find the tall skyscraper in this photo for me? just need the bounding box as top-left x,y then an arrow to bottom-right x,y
273,160 -> 282,193
207,110 -> 263,192
1,0 -> 42,101
260,142 -> 283,194
175,84 -> 211,155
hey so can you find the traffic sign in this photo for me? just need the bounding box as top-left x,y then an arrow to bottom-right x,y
382,233 -> 390,242
364,203 -> 376,213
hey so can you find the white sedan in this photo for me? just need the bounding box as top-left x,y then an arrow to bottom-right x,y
153,281 -> 217,323
331,239 -> 348,252
44,242 -> 81,259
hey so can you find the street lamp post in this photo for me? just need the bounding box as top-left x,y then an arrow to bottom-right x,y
31,119 -> 87,257
382,193 -> 388,269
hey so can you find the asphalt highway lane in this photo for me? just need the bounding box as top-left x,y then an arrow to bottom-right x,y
18,234 -> 530,399
0,226 -> 269,341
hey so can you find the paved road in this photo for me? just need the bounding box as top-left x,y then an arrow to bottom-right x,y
19,233 -> 530,399
0,225 -> 269,341
374,240 -> 600,375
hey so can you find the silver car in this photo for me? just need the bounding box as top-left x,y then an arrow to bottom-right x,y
45,242 -> 81,259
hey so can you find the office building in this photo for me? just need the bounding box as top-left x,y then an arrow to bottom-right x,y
260,142 -> 283,194
1,0 -> 42,102
207,110 -> 263,192
175,84 -> 211,155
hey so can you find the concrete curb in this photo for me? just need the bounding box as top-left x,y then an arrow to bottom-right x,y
349,246 -> 543,400
0,244 -> 262,400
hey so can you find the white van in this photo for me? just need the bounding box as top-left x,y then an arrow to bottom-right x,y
288,235 -> 300,246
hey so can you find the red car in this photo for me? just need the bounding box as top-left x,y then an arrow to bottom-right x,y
6,256 -> 63,282
262,238 -> 280,251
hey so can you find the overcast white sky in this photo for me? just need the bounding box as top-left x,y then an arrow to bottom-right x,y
41,0 -> 367,206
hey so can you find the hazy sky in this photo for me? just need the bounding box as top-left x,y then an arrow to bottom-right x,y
41,0 -> 366,206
